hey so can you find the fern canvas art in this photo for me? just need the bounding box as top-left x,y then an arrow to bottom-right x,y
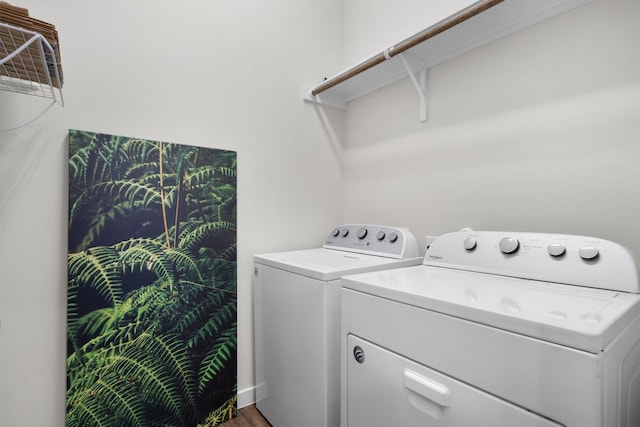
67,130 -> 237,427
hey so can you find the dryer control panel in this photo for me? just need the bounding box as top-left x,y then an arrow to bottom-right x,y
323,224 -> 419,260
425,231 -> 639,293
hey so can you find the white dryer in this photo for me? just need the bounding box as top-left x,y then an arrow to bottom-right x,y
341,230 -> 640,427
253,224 -> 421,427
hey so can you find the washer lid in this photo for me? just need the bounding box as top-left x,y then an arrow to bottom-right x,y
255,248 -> 422,281
342,265 -> 640,353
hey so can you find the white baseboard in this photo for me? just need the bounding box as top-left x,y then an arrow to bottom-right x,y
237,386 -> 256,408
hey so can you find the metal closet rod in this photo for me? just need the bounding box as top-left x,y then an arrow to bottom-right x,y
310,0 -> 504,97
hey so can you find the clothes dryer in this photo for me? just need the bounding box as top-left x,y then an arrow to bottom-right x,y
254,224 -> 421,427
341,230 -> 640,427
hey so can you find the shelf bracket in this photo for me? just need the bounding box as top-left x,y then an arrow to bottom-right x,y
398,53 -> 428,123
302,86 -> 346,111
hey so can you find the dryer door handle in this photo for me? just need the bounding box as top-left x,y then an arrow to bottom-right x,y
404,369 -> 450,407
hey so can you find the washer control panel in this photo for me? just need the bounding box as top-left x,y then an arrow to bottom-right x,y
425,231 -> 639,293
324,224 -> 419,259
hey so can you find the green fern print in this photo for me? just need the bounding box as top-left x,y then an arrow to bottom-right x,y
67,130 -> 237,427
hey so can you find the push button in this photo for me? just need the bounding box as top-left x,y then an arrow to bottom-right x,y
579,245 -> 599,261
547,243 -> 566,257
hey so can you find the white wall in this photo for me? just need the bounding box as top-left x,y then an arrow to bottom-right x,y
343,0 -> 475,65
2,0 -> 639,425
0,1 -> 344,425
343,0 -> 640,257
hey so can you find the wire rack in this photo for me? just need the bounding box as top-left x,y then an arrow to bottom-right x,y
0,22 -> 63,105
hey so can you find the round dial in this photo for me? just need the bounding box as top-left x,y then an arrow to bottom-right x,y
579,245 -> 599,260
341,229 -> 349,238
463,237 -> 477,251
547,243 -> 566,257
388,232 -> 398,243
332,228 -> 340,237
357,228 -> 368,239
376,231 -> 386,241
499,236 -> 519,254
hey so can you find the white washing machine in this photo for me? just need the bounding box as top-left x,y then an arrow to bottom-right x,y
253,224 -> 422,427
341,230 -> 640,427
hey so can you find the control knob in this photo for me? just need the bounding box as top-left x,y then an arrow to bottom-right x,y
376,231 -> 386,241
463,238 -> 477,251
341,229 -> 349,237
388,232 -> 399,243
332,228 -> 340,237
579,245 -> 599,260
499,236 -> 519,254
357,228 -> 368,239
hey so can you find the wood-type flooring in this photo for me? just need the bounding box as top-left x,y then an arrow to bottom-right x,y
220,404 -> 272,427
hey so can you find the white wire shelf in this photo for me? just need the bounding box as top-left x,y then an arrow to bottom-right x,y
0,21 -> 63,105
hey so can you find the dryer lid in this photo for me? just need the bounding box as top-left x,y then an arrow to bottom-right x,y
342,265 -> 640,353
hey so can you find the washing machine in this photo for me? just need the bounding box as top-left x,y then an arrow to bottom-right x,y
341,230 -> 640,427
253,224 -> 422,427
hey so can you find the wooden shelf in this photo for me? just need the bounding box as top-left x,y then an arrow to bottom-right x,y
304,0 -> 592,114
